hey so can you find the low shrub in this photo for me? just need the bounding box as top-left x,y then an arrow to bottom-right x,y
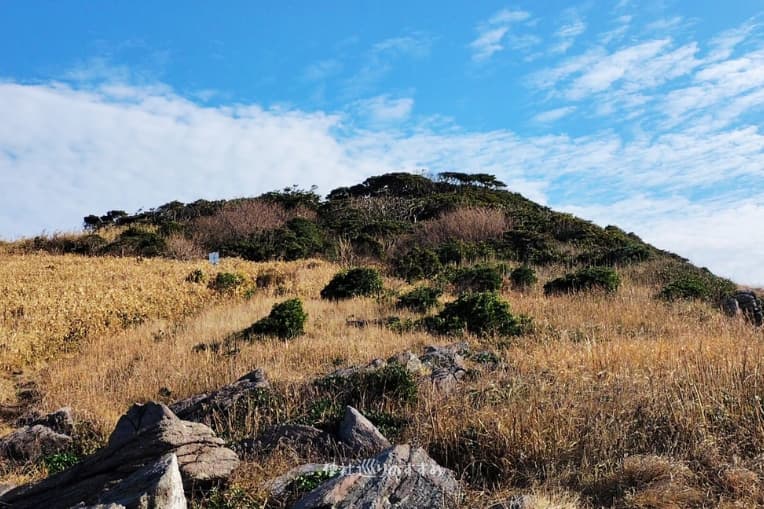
396,286 -> 442,313
391,247 -> 442,282
658,276 -> 710,301
450,265 -> 503,293
423,291 -> 531,337
510,265 -> 537,290
243,298 -> 307,339
320,267 -> 383,300
106,228 -> 166,257
544,267 -> 620,295
209,272 -> 246,293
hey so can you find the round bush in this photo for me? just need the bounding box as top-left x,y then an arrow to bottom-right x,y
658,276 -> 709,301
450,265 -> 503,293
320,267 -> 383,300
392,247 -> 442,282
424,291 -> 530,337
510,265 -> 537,289
247,298 -> 307,339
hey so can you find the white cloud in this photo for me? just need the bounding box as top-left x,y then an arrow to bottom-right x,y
533,106 -> 576,123
552,11 -> 587,54
303,59 -> 343,81
353,95 -> 414,123
469,9 -> 532,62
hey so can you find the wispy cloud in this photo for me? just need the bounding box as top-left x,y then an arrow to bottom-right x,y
353,94 -> 414,124
303,59 -> 343,81
551,10 -> 587,54
532,106 -> 576,123
469,9 -> 532,62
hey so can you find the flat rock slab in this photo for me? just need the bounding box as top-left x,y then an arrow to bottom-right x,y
292,444 -> 462,509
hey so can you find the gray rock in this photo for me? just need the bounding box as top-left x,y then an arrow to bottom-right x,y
387,351 -> 423,374
419,343 -> 469,371
0,402 -> 238,509
170,368 -> 270,424
724,291 -> 763,326
337,406 -> 391,455
17,407 -> 75,435
92,453 -> 187,509
0,483 -> 17,496
428,367 -> 467,395
292,444 -> 462,509
0,424 -> 73,462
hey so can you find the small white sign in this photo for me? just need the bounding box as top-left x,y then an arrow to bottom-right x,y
208,252 -> 220,265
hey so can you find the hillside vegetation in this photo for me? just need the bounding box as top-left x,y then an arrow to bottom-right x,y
1,172 -> 762,508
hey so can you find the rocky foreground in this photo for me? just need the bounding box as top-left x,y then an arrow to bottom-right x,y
0,343 -> 517,508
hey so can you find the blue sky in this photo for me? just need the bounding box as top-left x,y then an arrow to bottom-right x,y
1,1 -> 763,284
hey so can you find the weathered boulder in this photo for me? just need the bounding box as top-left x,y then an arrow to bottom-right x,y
292,445 -> 461,509
0,402 -> 238,509
17,407 -> 75,435
337,406 -> 391,455
170,368 -> 270,424
88,453 -> 187,509
0,424 -> 72,462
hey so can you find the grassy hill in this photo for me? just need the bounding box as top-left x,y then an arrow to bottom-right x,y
1,173 -> 762,507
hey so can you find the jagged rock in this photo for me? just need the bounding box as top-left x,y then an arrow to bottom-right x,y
0,402 -> 239,509
17,407 -> 75,435
292,444 -> 461,509
419,343 -> 469,371
170,368 -> 270,424
88,453 -> 187,509
0,424 -> 72,462
240,424 -> 342,457
387,351 -> 423,374
337,406 -> 390,455
420,344 -> 469,395
724,291 -> 763,326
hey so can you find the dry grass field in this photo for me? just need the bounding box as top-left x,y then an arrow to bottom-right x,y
1,251 -> 764,507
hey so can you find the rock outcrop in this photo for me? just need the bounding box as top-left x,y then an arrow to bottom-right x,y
724,291 -> 763,326
0,402 -> 238,509
0,407 -> 75,462
170,368 -> 270,424
337,406 -> 391,455
291,444 -> 462,509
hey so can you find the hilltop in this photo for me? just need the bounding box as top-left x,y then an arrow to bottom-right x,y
0,172 -> 762,508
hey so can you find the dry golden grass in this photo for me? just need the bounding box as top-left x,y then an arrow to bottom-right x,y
3,254 -> 764,506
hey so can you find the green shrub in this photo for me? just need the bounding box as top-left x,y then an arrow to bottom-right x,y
243,298 -> 307,339
320,267 -> 383,300
106,227 -> 166,257
544,267 -> 620,295
396,286 -> 442,313
658,276 -> 710,301
391,247 -> 442,282
510,265 -> 537,289
209,272 -> 246,293
423,291 -> 530,337
450,265 -> 503,293
42,451 -> 81,475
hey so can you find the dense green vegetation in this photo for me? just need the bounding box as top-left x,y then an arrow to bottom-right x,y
26,171 -> 735,308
